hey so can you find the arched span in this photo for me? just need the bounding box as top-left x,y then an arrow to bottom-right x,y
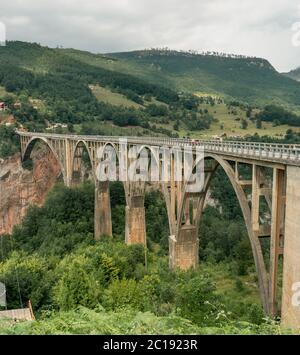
22,137 -> 66,180
71,140 -> 95,181
101,142 -> 120,161
133,144 -> 161,183
135,144 -> 173,235
95,142 -> 120,179
180,153 -> 269,313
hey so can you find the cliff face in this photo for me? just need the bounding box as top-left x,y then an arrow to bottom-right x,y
0,150 -> 62,235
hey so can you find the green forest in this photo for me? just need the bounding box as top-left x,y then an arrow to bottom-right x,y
0,174 -> 293,335
1,41 -> 300,143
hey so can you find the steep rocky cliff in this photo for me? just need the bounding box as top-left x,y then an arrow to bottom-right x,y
0,149 -> 62,235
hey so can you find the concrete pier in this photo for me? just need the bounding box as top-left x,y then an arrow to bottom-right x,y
94,181 -> 112,239
125,195 -> 146,245
169,226 -> 199,270
281,166 -> 300,329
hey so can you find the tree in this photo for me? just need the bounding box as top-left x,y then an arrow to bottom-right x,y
102,279 -> 143,311
146,104 -> 169,117
53,254 -> 101,311
256,105 -> 300,127
246,108 -> 252,118
241,119 -> 248,130
173,120 -> 180,131
176,273 -> 221,326
256,118 -> 262,129
0,251 -> 51,310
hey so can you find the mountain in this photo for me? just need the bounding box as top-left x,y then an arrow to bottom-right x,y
106,50 -> 300,108
60,47 -> 300,109
284,67 -> 300,82
0,41 -> 179,131
1,41 -> 300,140
1,42 -> 300,109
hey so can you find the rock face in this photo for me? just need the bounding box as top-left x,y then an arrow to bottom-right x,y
0,149 -> 62,235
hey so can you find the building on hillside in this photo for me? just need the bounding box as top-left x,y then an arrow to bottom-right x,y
13,102 -> 21,109
212,133 -> 227,141
45,123 -> 68,130
0,102 -> 7,111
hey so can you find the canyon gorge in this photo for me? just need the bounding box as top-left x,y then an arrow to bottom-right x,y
0,148 -> 61,235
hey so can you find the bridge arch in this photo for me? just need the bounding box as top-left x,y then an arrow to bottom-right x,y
94,141 -> 126,240
179,153 -> 269,313
71,140 -> 94,184
134,144 -> 174,236
100,142 -> 120,161
22,137 -> 66,181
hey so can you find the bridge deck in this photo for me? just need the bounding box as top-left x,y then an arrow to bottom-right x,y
17,131 -> 300,166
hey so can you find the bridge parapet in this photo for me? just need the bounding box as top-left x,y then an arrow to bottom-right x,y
17,131 -> 300,166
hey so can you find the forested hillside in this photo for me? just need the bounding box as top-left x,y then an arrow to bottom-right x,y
1,41 -> 300,144
0,180 -> 290,335
108,49 -> 300,108
284,67 -> 300,82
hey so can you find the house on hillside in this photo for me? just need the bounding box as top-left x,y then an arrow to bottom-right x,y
212,133 -> 227,141
0,102 -> 7,111
13,102 -> 21,109
45,123 -> 68,130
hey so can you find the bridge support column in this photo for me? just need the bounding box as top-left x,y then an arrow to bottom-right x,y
94,181 -> 112,240
64,138 -> 73,187
281,166 -> 300,329
169,226 -> 199,270
125,195 -> 146,245
269,168 -> 285,317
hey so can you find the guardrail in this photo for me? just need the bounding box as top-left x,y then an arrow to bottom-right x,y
17,131 -> 300,165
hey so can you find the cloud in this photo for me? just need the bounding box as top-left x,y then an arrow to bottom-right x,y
0,0 -> 299,71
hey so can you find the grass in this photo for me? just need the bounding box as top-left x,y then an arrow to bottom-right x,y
159,102 -> 299,139
0,306 -> 291,335
74,99 -> 297,140
200,263 -> 261,305
90,84 -> 143,109
201,103 -> 298,139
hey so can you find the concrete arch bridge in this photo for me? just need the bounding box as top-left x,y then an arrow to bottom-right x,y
18,131 -> 300,328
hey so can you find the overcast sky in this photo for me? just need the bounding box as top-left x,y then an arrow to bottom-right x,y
1,0 -> 300,72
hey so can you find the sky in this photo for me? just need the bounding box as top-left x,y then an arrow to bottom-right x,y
1,0 -> 300,72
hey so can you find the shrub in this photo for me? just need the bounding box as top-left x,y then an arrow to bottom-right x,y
102,279 -> 143,311
0,251 -> 51,310
176,273 -> 222,326
53,254 -> 101,311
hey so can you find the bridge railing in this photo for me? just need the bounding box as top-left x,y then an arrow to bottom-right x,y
16,131 -> 300,164
119,137 -> 300,162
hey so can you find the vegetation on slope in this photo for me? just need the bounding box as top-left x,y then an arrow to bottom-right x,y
108,49 -> 300,108
284,67 -> 300,82
0,177 -> 297,335
0,307 -> 287,335
0,125 -> 19,158
1,42 -> 300,140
